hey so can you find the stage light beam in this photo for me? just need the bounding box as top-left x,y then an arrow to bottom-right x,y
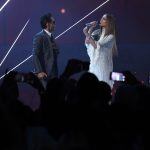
0,19 -> 30,67
55,0 -> 110,39
0,55 -> 33,80
0,0 -> 10,12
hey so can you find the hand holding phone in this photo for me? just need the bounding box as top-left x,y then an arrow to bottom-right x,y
110,72 -> 125,81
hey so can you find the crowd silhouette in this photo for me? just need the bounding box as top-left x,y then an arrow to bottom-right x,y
0,59 -> 149,150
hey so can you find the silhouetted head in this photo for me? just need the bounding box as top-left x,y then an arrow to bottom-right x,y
77,72 -> 99,105
98,81 -> 112,105
0,71 -> 19,101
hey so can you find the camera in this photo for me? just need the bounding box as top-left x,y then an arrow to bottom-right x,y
110,72 -> 125,81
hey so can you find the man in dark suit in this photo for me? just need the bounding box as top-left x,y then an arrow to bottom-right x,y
33,13 -> 59,88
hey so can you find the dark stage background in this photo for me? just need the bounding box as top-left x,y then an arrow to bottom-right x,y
0,0 -> 150,83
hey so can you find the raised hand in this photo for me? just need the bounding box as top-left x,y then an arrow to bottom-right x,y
89,21 -> 97,27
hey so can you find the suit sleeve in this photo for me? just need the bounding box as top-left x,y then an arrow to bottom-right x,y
32,35 -> 46,73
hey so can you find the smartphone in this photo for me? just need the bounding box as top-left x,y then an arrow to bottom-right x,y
110,72 -> 125,81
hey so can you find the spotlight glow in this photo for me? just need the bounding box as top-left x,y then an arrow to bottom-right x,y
0,0 -> 10,12
60,8 -> 66,14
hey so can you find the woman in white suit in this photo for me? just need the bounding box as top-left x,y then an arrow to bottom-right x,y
83,14 -> 118,88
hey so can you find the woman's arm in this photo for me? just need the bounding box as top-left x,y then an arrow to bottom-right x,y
83,26 -> 90,37
98,34 -> 115,47
83,22 -> 97,49
86,36 -> 97,49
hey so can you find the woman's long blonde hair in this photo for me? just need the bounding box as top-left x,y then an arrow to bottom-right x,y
104,14 -> 118,57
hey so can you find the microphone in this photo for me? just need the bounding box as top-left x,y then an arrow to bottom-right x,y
85,21 -> 98,27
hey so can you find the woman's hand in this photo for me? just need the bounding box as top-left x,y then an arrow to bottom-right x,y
83,21 -> 97,36
85,36 -> 91,44
89,21 -> 97,27
83,26 -> 89,37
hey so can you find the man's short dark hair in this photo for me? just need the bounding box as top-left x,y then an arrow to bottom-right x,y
40,13 -> 52,29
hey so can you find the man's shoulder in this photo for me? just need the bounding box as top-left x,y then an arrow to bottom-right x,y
34,30 -> 45,38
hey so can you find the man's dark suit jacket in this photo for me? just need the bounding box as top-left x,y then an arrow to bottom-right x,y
33,30 -> 59,79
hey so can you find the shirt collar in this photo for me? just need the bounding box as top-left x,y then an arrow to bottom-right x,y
44,29 -> 52,37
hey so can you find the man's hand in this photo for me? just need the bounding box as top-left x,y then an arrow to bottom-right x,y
37,72 -> 47,79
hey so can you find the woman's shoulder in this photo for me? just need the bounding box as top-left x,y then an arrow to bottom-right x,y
107,34 -> 115,37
